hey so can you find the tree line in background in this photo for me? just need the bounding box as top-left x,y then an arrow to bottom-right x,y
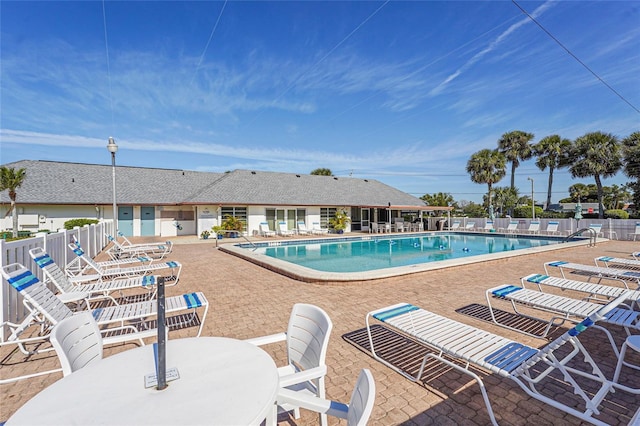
437,130 -> 640,219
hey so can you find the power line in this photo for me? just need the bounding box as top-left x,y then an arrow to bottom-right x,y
511,0 -> 640,115
190,0 -> 228,86
101,0 -> 115,132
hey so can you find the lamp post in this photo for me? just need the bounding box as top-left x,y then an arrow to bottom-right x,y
107,137 -> 118,233
527,177 -> 535,219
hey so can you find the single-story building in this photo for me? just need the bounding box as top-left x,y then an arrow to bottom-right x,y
1,160 -> 450,237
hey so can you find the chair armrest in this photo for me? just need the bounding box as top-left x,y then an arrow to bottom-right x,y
279,365 -> 327,388
244,332 -> 286,347
277,388 -> 348,419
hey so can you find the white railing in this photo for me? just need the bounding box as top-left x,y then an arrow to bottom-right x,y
0,221 -> 115,340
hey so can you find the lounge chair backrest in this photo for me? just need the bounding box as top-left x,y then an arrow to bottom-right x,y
68,242 -> 102,271
50,312 -> 103,376
589,223 -> 602,231
1,263 -> 74,325
547,221 -> 558,230
29,248 -> 75,293
451,221 -> 461,229
298,221 -> 307,230
278,221 -> 288,230
287,303 -> 333,373
528,221 -> 540,230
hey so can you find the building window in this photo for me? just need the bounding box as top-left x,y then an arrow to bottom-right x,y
320,207 -> 336,229
221,206 -> 247,229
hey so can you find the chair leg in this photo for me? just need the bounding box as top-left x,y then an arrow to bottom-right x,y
613,335 -> 640,383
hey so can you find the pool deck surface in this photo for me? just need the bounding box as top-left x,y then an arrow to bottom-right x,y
2,233 -> 639,425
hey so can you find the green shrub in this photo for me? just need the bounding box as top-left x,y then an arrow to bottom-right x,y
604,209 -> 629,219
64,219 -> 99,230
513,206 -> 544,218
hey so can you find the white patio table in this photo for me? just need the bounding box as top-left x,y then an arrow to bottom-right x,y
7,337 -> 279,426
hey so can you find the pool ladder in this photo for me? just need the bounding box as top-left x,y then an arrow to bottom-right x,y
563,227 -> 597,247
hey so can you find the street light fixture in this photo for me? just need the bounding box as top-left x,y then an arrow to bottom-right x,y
527,177 -> 534,219
107,137 -> 118,232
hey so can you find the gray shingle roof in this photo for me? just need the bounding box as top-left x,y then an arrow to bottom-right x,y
1,160 -> 425,208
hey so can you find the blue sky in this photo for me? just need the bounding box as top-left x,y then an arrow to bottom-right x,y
1,1 -> 638,204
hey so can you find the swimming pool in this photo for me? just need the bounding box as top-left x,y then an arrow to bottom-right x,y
221,232 -> 587,283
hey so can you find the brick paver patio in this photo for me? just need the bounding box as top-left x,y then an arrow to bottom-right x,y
2,235 -> 639,425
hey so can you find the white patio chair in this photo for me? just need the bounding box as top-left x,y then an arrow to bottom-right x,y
245,303 -> 333,426
259,222 -> 276,237
479,221 -> 494,232
278,221 -> 295,237
595,256 -> 640,271
449,220 -> 461,231
463,221 -> 475,231
369,222 -> 381,234
277,369 -> 375,426
50,312 -> 103,376
629,222 -> 640,241
366,294 -> 638,426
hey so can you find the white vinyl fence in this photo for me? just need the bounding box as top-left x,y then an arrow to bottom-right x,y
0,221 -> 115,340
455,218 -> 640,240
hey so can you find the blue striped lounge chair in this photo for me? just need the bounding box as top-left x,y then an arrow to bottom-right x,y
544,261 -> 640,289
366,293 -> 637,426
30,247 -> 159,304
68,243 -> 182,284
595,256 -> 640,270
486,284 -> 640,343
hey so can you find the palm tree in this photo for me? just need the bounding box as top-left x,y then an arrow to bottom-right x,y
421,192 -> 455,207
569,131 -> 622,219
622,131 -> 640,208
466,149 -> 506,213
491,187 -> 519,217
0,166 -> 27,237
533,135 -> 572,210
310,168 -> 333,176
497,130 -> 535,189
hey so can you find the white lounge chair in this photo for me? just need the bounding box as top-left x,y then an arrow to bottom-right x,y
595,256 -> 640,270
245,303 -> 333,426
486,284 -> 640,341
479,221 -> 494,232
311,222 -> 329,235
259,222 -> 276,237
589,223 -> 604,238
30,248 -> 160,303
629,223 -> 640,241
544,261 -> 640,288
1,263 -> 208,341
463,221 -> 475,231
67,243 -> 182,283
542,221 -> 561,235
106,233 -> 173,260
525,221 -> 540,234
449,220 -> 461,231
498,221 -> 519,233
297,221 -> 312,235
521,273 -> 639,309
50,312 -> 103,376
278,221 -> 295,237
366,295 -> 637,426
276,369 -> 375,426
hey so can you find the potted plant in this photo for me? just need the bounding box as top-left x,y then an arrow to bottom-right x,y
221,215 -> 244,238
200,230 -> 211,239
212,225 -> 224,239
329,209 -> 351,234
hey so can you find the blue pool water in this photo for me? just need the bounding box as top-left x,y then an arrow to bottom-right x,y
248,233 -> 563,273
